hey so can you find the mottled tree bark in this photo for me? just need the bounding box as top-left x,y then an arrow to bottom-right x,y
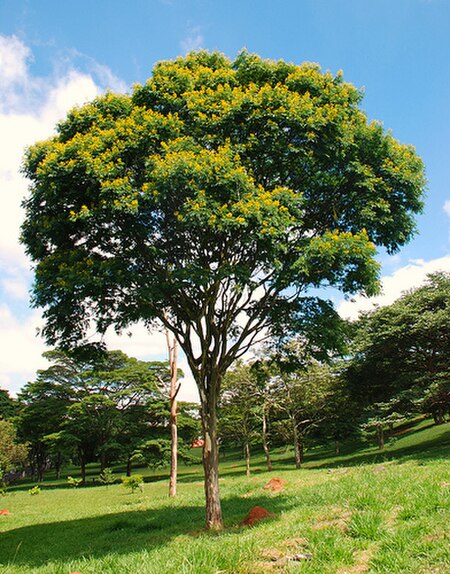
262,407 -> 273,471
376,423 -> 384,450
245,442 -> 251,477
166,330 -> 179,498
292,418 -> 303,469
200,379 -> 223,529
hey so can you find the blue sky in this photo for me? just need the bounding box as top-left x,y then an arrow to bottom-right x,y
1,0 -> 449,397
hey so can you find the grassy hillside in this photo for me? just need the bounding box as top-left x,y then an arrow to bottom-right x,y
0,419 -> 449,574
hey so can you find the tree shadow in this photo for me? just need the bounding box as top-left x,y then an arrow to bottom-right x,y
308,428 -> 450,469
0,493 -> 293,568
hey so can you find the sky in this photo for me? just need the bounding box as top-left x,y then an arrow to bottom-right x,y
1,0 -> 450,400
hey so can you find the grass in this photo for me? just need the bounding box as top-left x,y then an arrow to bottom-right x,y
0,418 -> 449,573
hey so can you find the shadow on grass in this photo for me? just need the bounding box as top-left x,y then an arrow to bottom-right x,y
308,426 -> 450,469
0,493 -> 292,568
8,420 -> 449,494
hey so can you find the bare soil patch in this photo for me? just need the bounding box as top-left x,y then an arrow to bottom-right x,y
240,506 -> 275,527
263,478 -> 287,492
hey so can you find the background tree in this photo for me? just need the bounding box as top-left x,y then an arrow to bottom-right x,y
346,272 -> 450,426
220,362 -> 262,476
21,51 -> 425,528
17,349 -> 173,482
16,368 -> 74,481
271,362 -> 338,467
0,389 -> 16,420
310,362 -> 359,456
0,420 -> 28,485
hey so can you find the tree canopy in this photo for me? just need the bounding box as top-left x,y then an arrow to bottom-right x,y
16,349 -> 174,481
21,50 -> 426,528
346,272 -> 450,426
0,420 -> 28,483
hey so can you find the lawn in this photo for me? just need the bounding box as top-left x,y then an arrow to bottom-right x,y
0,419 -> 449,574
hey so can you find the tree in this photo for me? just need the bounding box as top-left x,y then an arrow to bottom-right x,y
271,362 -> 339,467
16,370 -> 73,481
220,361 -> 262,476
21,51 -> 425,528
0,389 -> 16,420
0,420 -> 28,484
17,349 -> 170,482
308,362 -> 359,456
157,329 -> 182,496
347,272 -> 450,425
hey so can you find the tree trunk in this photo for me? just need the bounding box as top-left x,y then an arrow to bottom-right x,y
292,418 -> 302,469
299,437 -> 304,463
376,423 -> 384,450
432,407 -> 445,425
100,451 -> 107,473
244,442 -> 251,477
335,439 -> 340,456
37,449 -> 45,482
126,454 -> 132,477
167,331 -> 179,498
262,408 -> 273,471
200,384 -> 223,530
55,452 -> 62,480
80,449 -> 86,483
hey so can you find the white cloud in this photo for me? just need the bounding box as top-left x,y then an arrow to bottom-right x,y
338,255 -> 450,320
0,34 -> 126,396
1,273 -> 30,300
180,26 -> 204,54
0,36 -> 105,272
0,34 -> 32,108
444,200 -> 450,217
41,70 -> 99,122
0,304 -> 49,395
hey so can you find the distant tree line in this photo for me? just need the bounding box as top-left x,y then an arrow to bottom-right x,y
0,350 -> 199,485
218,272 -> 450,469
1,272 -> 448,485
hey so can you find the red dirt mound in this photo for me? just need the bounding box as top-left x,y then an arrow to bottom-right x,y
240,506 -> 275,527
263,478 -> 287,492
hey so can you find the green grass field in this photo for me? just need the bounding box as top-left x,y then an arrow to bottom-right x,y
1,418 -> 449,574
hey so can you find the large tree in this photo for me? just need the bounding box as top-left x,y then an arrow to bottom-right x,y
21,51 -> 425,528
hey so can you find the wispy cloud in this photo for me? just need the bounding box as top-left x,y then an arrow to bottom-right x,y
444,199 -> 450,217
180,26 -> 204,54
338,255 -> 450,320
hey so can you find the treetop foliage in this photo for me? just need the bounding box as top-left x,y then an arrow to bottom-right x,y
21,49 -> 425,400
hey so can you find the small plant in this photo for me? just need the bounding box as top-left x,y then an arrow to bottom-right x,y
99,467 -> 115,486
67,476 -> 83,488
29,485 -> 40,495
121,474 -> 144,494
